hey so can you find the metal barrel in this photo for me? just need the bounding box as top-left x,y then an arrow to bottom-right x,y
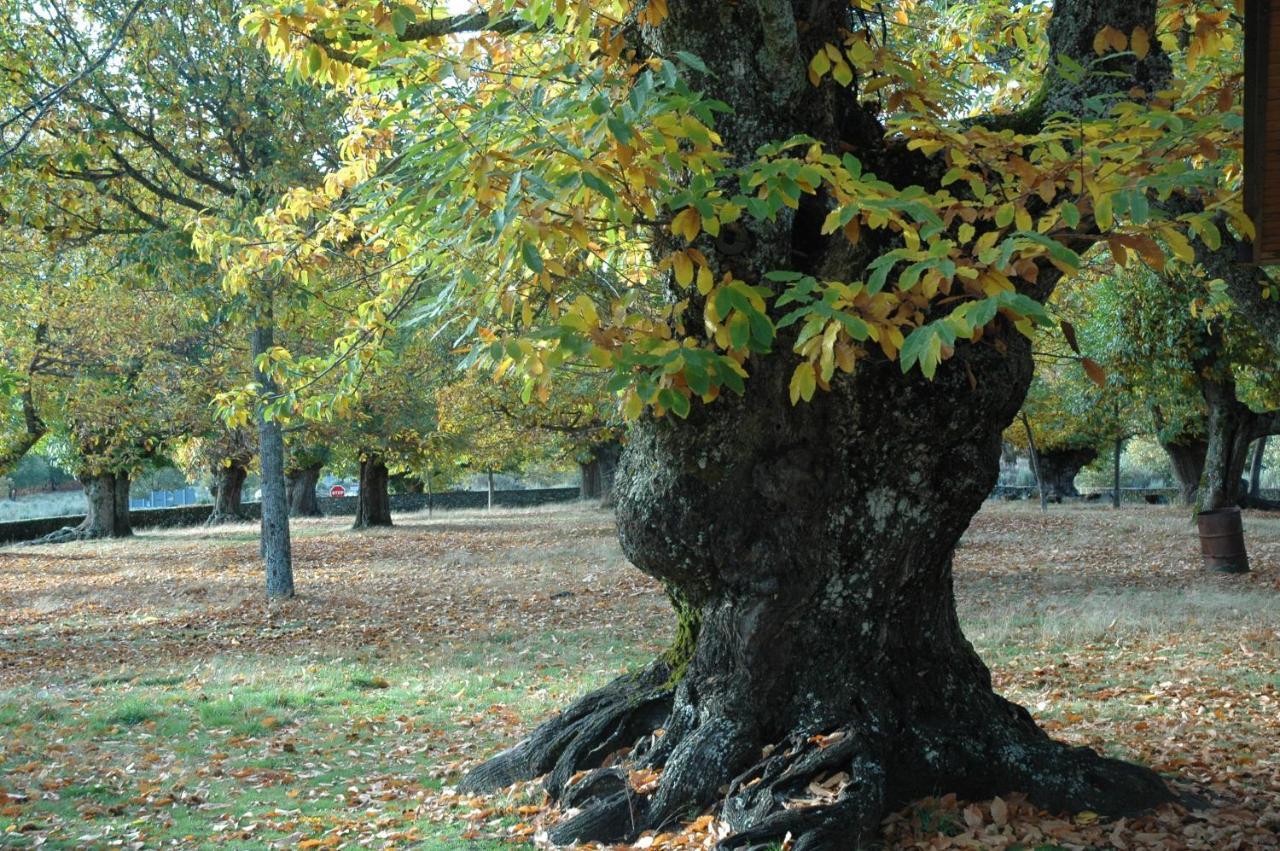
1197,507 -> 1251,574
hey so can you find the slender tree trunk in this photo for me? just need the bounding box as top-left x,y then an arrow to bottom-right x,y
1112,437 -> 1123,509
252,323 -> 294,598
1036,447 -> 1097,502
353,453 -> 392,528
1162,440 -> 1207,506
1249,436 -> 1267,497
206,462 -> 248,525
426,470 -> 434,518
1020,413 -> 1048,512
487,470 -> 495,510
465,345 -> 1170,847
286,463 -> 324,517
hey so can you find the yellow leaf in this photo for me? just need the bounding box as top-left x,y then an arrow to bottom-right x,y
696,265 -> 713,295
808,49 -> 832,84
1131,26 -> 1150,59
672,251 -> 694,286
789,363 -> 817,404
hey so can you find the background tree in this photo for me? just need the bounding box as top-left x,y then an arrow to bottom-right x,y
2,0 -> 347,595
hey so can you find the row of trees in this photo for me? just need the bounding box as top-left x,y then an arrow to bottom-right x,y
2,0 -> 1278,848
1014,259 -> 1280,509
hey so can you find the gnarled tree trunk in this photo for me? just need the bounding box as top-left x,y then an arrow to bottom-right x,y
286,462 -> 324,517
1037,447 -> 1097,502
466,344 -> 1170,849
33,471 -> 132,543
1162,439 -> 1206,507
353,453 -> 392,529
579,439 -> 623,505
206,462 -> 248,525
462,0 -> 1172,844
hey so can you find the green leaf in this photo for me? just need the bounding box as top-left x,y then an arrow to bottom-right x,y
521,242 -> 545,274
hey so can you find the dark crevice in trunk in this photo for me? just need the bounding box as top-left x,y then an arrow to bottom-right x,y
352,453 -> 392,529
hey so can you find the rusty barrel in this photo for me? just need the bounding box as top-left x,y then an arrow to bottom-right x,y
1196,507 -> 1250,573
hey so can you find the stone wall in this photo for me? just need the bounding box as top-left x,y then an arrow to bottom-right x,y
0,487 -> 580,545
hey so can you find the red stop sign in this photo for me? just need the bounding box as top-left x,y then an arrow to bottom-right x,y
329,485 -> 346,498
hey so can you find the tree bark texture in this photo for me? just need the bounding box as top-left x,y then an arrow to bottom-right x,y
463,0 -> 1173,845
206,462 -> 248,525
1162,439 -> 1207,507
1036,447 -> 1097,501
252,323 -> 294,598
286,462 -> 324,517
353,453 -> 392,529
1198,367 -> 1270,512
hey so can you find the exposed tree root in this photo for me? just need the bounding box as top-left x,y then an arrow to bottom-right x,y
26,522 -> 128,545
460,659 -> 674,797
204,510 -> 246,526
465,662 -> 1174,850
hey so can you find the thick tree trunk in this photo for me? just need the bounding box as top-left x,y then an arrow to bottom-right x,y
286,463 -> 324,517
1036,447 -> 1097,502
463,0 -> 1171,842
1199,378 -> 1257,512
352,453 -> 392,529
465,343 -> 1170,848
487,470 -> 495,510
579,441 -> 622,505
206,462 -> 248,525
579,459 -> 601,500
34,471 -> 132,543
252,323 -> 294,598
1162,439 -> 1206,506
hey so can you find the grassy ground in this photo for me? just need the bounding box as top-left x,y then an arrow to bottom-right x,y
1,503 -> 1277,849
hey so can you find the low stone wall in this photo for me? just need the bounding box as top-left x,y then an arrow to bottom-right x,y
0,487 -> 580,545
